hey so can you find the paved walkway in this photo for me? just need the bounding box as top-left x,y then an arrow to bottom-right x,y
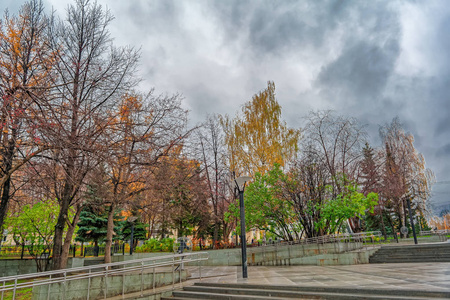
189,263 -> 450,292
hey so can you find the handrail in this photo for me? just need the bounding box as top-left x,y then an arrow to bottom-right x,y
254,231 -> 382,248
0,252 -> 208,298
0,252 -> 204,282
419,230 -> 450,235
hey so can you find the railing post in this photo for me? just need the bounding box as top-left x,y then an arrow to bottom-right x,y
179,258 -> 182,288
62,271 -> 67,300
87,269 -> 91,300
263,244 -> 266,265
46,274 -> 52,300
140,261 -> 144,296
122,271 -> 125,299
288,242 -> 291,265
104,266 -> 108,299
2,280 -> 4,300
199,254 -> 202,281
172,256 -> 175,290
275,242 -> 278,265
12,278 -> 17,300
153,261 -> 156,293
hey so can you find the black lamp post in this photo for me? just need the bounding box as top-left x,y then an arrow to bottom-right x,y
128,216 -> 138,255
235,175 -> 251,279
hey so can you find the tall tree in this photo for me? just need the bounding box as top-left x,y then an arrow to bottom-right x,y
0,0 -> 53,240
360,143 -> 381,195
103,91 -> 189,263
282,147 -> 330,238
195,115 -> 232,247
149,152 -> 210,239
360,143 -> 387,236
221,81 -> 300,176
380,118 -> 434,233
303,110 -> 367,232
43,0 -> 139,270
228,163 -> 299,241
304,110 -> 367,194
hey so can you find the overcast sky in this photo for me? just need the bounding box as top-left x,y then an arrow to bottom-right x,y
2,0 -> 450,213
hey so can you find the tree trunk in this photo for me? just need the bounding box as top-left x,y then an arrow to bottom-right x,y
0,177 -> 11,245
59,207 -> 81,269
0,142 -> 15,245
104,202 -> 116,264
387,215 -> 398,243
380,209 -> 387,240
213,221 -> 219,249
52,180 -> 72,270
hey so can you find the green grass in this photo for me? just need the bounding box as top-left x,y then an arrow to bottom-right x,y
1,279 -> 33,300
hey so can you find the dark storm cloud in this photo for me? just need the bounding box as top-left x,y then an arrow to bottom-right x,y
247,2 -> 350,55
122,1 -> 180,34
2,0 -> 450,210
315,1 -> 401,103
318,40 -> 400,100
208,0 -> 353,56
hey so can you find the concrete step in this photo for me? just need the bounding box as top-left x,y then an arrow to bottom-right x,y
165,290 -> 444,300
369,243 -> 450,264
194,283 -> 450,298
161,283 -> 450,299
370,258 -> 450,263
370,255 -> 450,259
370,253 -> 450,257
169,290 -> 288,299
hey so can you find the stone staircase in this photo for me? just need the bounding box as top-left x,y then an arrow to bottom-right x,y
369,242 -> 450,264
162,283 -> 450,299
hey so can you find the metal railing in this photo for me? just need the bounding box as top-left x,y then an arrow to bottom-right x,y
419,229 -> 450,236
0,252 -> 208,300
247,231 -> 382,248
193,231 -> 383,251
231,231 -> 382,267
256,231 -> 382,250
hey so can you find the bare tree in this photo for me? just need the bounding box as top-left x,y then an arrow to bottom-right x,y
102,91 -> 189,263
380,118 -> 434,233
281,144 -> 330,238
304,110 -> 367,192
0,0 -> 53,239
42,0 -> 139,270
195,115 -> 230,246
302,111 -> 368,232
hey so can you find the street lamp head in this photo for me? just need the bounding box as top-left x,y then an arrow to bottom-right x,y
235,175 -> 252,191
127,216 -> 138,223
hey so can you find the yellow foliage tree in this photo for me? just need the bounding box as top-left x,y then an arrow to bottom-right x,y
221,81 -> 300,176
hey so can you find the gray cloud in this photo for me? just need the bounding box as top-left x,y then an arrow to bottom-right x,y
2,0 -> 450,211
318,40 -> 400,101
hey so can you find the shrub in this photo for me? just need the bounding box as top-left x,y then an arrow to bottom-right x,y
136,238 -> 175,252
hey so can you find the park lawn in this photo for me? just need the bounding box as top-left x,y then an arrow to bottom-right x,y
1,279 -> 33,300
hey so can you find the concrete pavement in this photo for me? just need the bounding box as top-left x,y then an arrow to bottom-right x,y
189,263 -> 450,292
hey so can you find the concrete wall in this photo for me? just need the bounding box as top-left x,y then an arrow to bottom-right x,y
118,242 -> 367,267
32,269 -> 188,300
0,259 -> 37,277
0,257 -> 84,277
291,248 -> 379,266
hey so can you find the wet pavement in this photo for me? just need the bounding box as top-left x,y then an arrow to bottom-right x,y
189,263 -> 450,292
